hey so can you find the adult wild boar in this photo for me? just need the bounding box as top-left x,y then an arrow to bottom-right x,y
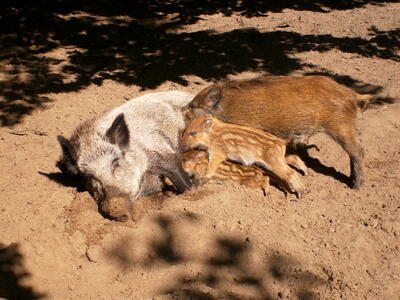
57,91 -> 194,221
184,75 -> 372,189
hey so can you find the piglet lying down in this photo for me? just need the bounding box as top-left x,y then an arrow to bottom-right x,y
57,91 -> 194,221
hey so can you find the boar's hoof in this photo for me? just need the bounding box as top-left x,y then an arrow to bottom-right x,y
350,180 -> 362,190
100,198 -> 131,222
350,171 -> 363,190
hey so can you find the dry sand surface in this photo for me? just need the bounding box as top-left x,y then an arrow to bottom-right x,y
1,2 -> 400,299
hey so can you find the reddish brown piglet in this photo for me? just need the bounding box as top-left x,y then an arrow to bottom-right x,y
184,75 -> 372,189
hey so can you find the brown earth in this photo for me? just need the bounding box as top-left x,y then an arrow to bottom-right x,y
0,2 -> 399,300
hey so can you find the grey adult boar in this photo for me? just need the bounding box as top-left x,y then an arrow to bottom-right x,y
57,91 -> 194,221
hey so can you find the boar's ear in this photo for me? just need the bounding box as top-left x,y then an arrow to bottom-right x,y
106,113 -> 130,149
57,135 -> 79,175
203,86 -> 221,109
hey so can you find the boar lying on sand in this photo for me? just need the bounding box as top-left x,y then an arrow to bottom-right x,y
181,116 -> 307,197
57,91 -> 194,221
184,75 -> 372,189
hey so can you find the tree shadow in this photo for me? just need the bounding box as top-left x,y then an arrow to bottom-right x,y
290,147 -> 352,188
148,215 -> 185,264
106,214 -> 329,299
38,171 -> 86,191
0,1 -> 398,126
0,243 -> 45,300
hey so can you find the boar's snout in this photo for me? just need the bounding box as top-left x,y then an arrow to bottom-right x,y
85,176 -> 131,222
100,196 -> 131,222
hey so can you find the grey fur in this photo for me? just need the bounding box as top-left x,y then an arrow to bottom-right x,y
57,91 -> 194,220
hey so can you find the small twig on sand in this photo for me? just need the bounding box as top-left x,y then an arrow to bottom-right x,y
8,130 -> 47,136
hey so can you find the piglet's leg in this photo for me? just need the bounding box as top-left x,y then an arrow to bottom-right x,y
258,157 -> 305,197
262,177 -> 271,196
285,154 -> 308,175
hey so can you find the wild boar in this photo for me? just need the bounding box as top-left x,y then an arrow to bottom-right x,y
181,115 -> 306,197
183,75 -> 372,189
182,150 -> 307,196
182,149 -> 272,195
57,91 -> 194,221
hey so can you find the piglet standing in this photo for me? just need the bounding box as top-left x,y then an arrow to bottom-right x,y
57,91 -> 194,221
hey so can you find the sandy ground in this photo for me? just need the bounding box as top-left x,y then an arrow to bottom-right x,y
1,2 -> 399,300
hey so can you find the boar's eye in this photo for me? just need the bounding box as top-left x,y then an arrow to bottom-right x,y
112,158 -> 124,177
112,158 -> 119,169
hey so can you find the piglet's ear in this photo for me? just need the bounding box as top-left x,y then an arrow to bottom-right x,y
202,117 -> 213,131
106,113 -> 130,149
203,86 -> 221,109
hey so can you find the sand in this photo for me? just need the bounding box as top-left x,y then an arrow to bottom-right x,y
0,2 -> 399,299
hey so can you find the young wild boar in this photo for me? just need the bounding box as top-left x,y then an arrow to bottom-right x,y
57,91 -> 194,221
182,150 -> 307,195
181,116 -> 306,197
183,75 -> 372,189
182,150 -> 271,194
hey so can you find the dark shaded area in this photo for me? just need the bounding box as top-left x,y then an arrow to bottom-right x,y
38,171 -> 86,191
0,1 -> 398,126
149,215 -> 184,264
107,215 -> 328,299
288,146 -> 352,188
0,243 -> 45,300
268,255 -> 325,300
106,214 -> 186,269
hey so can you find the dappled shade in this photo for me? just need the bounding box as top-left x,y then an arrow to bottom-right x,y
0,243 -> 45,300
1,0 -> 399,125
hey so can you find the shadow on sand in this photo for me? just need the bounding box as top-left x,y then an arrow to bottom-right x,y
0,243 -> 45,300
106,213 -> 329,299
1,1 -> 398,125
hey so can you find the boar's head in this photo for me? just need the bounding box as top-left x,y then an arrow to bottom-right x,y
57,113 -> 153,221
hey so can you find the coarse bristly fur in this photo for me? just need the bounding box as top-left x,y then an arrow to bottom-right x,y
57,91 -> 194,221
183,75 -> 373,189
181,116 -> 307,197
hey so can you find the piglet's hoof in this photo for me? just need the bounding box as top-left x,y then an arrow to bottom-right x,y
100,198 -> 131,222
294,186 -> 311,199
